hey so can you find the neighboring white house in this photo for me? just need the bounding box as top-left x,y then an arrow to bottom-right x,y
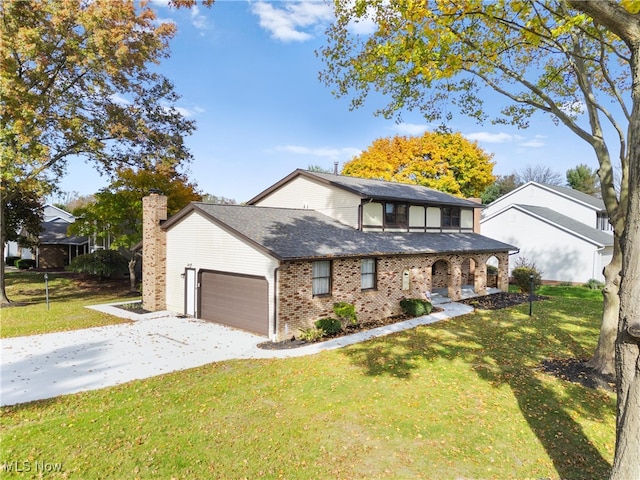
480,182 -> 614,284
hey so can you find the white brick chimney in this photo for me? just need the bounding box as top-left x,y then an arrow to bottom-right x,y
142,193 -> 167,311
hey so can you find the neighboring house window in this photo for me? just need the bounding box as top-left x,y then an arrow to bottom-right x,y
361,258 -> 377,290
385,203 -> 408,227
312,260 -> 331,296
441,207 -> 461,228
597,212 -> 613,231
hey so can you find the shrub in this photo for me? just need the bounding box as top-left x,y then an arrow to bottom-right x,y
15,258 -> 36,269
584,278 -> 604,290
315,317 -> 342,336
486,264 -> 498,275
399,298 -> 433,317
333,302 -> 357,328
67,250 -> 128,279
298,326 -> 325,342
5,256 -> 20,266
511,268 -> 542,294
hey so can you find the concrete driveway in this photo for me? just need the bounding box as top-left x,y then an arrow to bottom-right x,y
1,302 -> 473,407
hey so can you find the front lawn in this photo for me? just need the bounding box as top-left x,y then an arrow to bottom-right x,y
0,291 -> 615,479
0,271 -> 135,338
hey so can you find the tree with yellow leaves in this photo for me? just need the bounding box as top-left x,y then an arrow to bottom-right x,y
343,131 -> 494,198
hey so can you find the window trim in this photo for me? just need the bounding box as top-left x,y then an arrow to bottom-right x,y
361,258 -> 377,291
312,260 -> 332,297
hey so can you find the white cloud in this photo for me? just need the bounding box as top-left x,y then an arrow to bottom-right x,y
276,145 -> 361,161
559,100 -> 586,116
251,1 -> 333,42
464,132 -> 516,144
110,93 -> 132,105
190,5 -> 208,30
519,139 -> 545,148
392,123 -> 430,136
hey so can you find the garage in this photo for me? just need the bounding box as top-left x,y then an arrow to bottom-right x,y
198,270 -> 269,337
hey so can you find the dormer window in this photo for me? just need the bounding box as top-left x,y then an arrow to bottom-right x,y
384,203 -> 408,228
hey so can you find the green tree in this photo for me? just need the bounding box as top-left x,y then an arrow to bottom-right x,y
69,167 -> 201,293
481,174 -> 519,204
567,163 -> 601,196
343,131 -> 495,197
321,1 -> 639,477
0,0 -> 195,303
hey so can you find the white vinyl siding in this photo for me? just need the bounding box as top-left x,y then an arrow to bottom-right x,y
165,211 -> 278,322
363,202 -> 383,227
461,209 -> 474,230
253,176 -> 361,228
409,206 -> 425,228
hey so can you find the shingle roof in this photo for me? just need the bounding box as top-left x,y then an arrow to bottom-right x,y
167,203 -> 516,260
39,221 -> 88,246
517,205 -> 613,246
248,169 -> 481,208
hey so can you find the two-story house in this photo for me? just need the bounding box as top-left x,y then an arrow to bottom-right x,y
142,169 -> 516,341
480,181 -> 614,283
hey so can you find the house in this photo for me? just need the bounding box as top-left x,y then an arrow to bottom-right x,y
480,181 -> 614,284
4,205 -> 90,269
142,169 -> 517,341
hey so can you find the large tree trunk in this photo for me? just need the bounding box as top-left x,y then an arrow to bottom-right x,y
128,257 -> 137,294
587,235 -> 621,377
610,161 -> 640,480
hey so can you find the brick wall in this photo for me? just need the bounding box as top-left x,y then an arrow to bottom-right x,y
142,194 -> 167,311
275,251 -> 510,341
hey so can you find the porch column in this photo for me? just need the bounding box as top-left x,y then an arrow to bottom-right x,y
447,257 -> 463,301
474,259 -> 487,296
497,252 -> 510,292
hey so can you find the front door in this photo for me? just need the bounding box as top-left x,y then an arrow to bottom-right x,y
185,268 -> 196,316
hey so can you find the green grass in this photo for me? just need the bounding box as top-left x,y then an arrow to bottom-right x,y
0,271 -> 134,338
1,291 -> 615,479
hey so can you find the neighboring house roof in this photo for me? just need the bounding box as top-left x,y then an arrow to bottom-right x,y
488,181 -> 605,211
163,203 -> 516,261
39,221 -> 88,246
485,204 -> 613,247
43,204 -> 75,223
247,169 -> 481,208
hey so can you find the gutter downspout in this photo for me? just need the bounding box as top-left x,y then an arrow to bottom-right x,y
273,266 -> 279,341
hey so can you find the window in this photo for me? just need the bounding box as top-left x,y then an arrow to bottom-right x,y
597,212 -> 613,231
385,203 -> 408,227
361,258 -> 377,290
312,260 -> 331,296
441,207 -> 461,228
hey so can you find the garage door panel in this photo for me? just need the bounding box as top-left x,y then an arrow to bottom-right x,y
199,271 -> 269,336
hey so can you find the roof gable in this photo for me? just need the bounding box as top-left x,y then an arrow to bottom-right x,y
247,169 -> 481,208
488,181 -> 605,211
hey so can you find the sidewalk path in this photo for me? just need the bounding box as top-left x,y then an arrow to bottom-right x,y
1,302 -> 473,407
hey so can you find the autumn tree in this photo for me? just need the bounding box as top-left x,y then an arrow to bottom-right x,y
567,163 -> 601,196
68,167 -> 201,293
321,1 -> 638,477
0,0 -> 195,304
343,131 -> 495,197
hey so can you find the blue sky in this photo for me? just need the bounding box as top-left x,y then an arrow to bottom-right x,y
58,0 -> 598,203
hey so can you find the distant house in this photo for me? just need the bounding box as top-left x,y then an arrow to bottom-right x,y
4,205 -> 90,269
480,182 -> 614,284
142,170 -> 517,341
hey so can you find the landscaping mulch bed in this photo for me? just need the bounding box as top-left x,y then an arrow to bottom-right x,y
540,358 -> 616,392
457,291 -> 548,310
258,309 -> 442,350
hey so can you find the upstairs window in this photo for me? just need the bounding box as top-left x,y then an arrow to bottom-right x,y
597,212 -> 613,231
384,203 -> 408,227
441,207 -> 461,228
312,260 -> 331,296
361,258 -> 377,290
